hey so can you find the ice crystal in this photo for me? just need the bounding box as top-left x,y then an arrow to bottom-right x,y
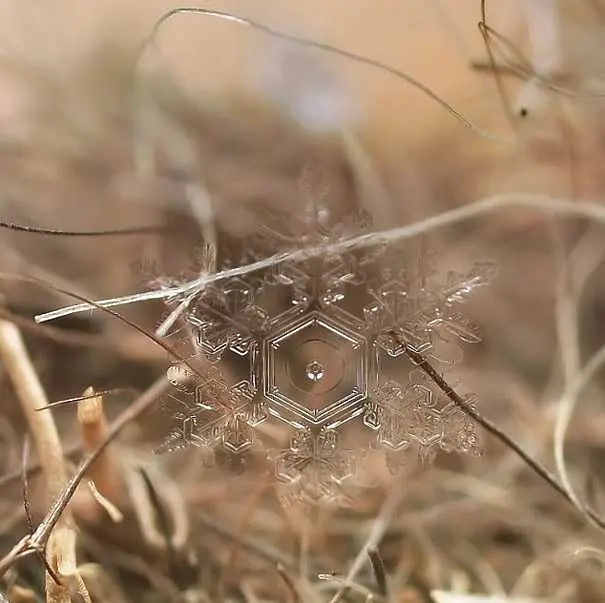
152,179 -> 494,505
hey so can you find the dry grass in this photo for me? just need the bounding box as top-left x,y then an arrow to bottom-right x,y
0,2 -> 605,602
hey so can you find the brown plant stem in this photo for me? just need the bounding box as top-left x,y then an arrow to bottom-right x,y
0,374 -> 170,579
76,388 -> 122,512
0,319 -> 78,600
0,219 -> 164,237
400,340 -> 605,531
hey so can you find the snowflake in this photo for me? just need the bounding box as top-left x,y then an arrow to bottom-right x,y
151,178 -> 494,506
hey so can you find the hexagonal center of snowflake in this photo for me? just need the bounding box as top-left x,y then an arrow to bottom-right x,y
265,311 -> 367,426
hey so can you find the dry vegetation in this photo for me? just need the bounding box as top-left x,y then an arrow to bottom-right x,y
0,1 -> 605,602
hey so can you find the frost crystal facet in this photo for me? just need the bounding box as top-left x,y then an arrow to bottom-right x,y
153,183 -> 494,506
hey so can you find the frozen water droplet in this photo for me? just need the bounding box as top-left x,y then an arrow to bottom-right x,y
306,360 -> 325,382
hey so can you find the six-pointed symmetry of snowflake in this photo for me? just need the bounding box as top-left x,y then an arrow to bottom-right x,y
155,194 -> 495,506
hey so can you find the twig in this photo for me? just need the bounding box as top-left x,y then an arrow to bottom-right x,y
21,439 -> 33,535
34,192 -> 605,324
478,0 -> 516,126
368,548 -> 388,598
276,564 -> 301,603
139,7 -> 506,143
328,482 -> 404,603
137,467 -> 179,576
0,375 -> 170,578
76,388 -> 121,508
551,226 -> 605,512
400,340 -> 605,531
41,388 -> 136,411
76,563 -> 130,603
141,466 -> 182,552
0,318 -> 82,599
0,273 -> 210,398
470,60 -> 523,77
122,465 -> 170,550
119,460 -> 190,554
0,307 -> 105,349
0,219 -> 164,237
0,321 -> 68,499
20,438 -> 58,582
154,240 -> 216,337
85,481 -> 124,524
